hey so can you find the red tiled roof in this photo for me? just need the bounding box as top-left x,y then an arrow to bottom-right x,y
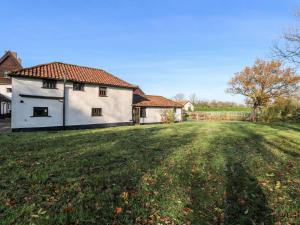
0,77 -> 11,85
133,94 -> 183,108
133,86 -> 146,96
9,62 -> 135,89
176,100 -> 191,105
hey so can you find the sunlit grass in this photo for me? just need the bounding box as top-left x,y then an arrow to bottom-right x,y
0,122 -> 299,224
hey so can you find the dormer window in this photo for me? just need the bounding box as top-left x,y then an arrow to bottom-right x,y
42,79 -> 57,89
73,82 -> 85,91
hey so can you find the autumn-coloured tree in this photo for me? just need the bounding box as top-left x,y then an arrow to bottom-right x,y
227,59 -> 300,121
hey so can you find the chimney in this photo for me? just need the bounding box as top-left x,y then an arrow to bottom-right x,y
10,51 -> 17,58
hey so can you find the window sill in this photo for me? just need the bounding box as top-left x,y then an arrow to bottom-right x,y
41,87 -> 58,89
30,116 -> 52,118
99,95 -> 108,97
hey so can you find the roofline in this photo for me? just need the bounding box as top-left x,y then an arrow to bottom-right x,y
8,61 -> 137,89
9,74 -> 137,89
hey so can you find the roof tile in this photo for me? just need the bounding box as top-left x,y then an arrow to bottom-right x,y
9,62 -> 135,89
133,94 -> 183,108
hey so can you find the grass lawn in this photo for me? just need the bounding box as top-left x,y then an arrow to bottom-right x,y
1,122 -> 300,224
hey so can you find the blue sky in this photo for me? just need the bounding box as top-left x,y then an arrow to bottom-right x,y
1,0 -> 299,102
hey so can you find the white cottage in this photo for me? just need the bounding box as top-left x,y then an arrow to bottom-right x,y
177,100 -> 194,112
132,87 -> 183,124
9,62 -> 135,131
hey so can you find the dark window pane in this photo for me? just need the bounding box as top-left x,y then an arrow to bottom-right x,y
43,79 -> 57,89
73,82 -> 85,91
140,108 -> 146,118
91,108 -> 102,116
99,87 -> 107,96
6,88 -> 12,93
33,107 -> 48,117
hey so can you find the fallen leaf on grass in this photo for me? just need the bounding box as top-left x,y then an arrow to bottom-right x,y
121,192 -> 129,200
5,199 -> 16,207
183,208 -> 193,215
115,207 -> 122,215
275,181 -> 281,190
63,203 -> 74,213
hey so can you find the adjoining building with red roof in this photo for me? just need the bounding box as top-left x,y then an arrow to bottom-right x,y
133,87 -> 183,124
8,62 -> 183,131
0,50 -> 22,118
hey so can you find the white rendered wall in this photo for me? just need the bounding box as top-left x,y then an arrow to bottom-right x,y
175,108 -> 183,121
0,84 -> 12,114
65,84 -> 133,126
140,107 -> 182,124
12,77 -> 64,128
184,102 -> 194,111
0,84 -> 12,99
12,77 -> 133,129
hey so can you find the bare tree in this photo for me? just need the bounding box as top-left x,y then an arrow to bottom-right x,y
172,93 -> 185,101
273,10 -> 300,65
189,93 -> 198,104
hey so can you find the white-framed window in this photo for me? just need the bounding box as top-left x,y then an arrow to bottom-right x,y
3,71 -> 9,78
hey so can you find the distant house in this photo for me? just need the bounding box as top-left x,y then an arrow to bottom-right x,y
176,100 -> 194,112
133,87 -> 183,124
0,51 -> 22,117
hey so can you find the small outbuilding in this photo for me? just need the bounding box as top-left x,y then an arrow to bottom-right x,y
133,87 -> 183,124
176,100 -> 194,112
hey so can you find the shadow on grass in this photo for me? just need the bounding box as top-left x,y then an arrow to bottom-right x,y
1,122 -> 299,224
267,122 -> 300,133
224,161 -> 273,225
185,123 -> 275,225
0,125 -> 199,224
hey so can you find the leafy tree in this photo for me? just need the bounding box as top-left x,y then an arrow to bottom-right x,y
227,59 -> 300,121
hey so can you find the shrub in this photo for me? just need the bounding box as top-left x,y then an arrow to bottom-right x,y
161,110 -> 175,123
259,98 -> 300,122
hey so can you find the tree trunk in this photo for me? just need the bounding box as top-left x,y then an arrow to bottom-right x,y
248,106 -> 259,122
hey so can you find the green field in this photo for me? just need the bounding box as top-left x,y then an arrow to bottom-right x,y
1,122 -> 300,224
194,107 -> 251,112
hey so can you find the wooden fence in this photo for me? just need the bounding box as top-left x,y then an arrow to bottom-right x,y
187,111 -> 250,121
